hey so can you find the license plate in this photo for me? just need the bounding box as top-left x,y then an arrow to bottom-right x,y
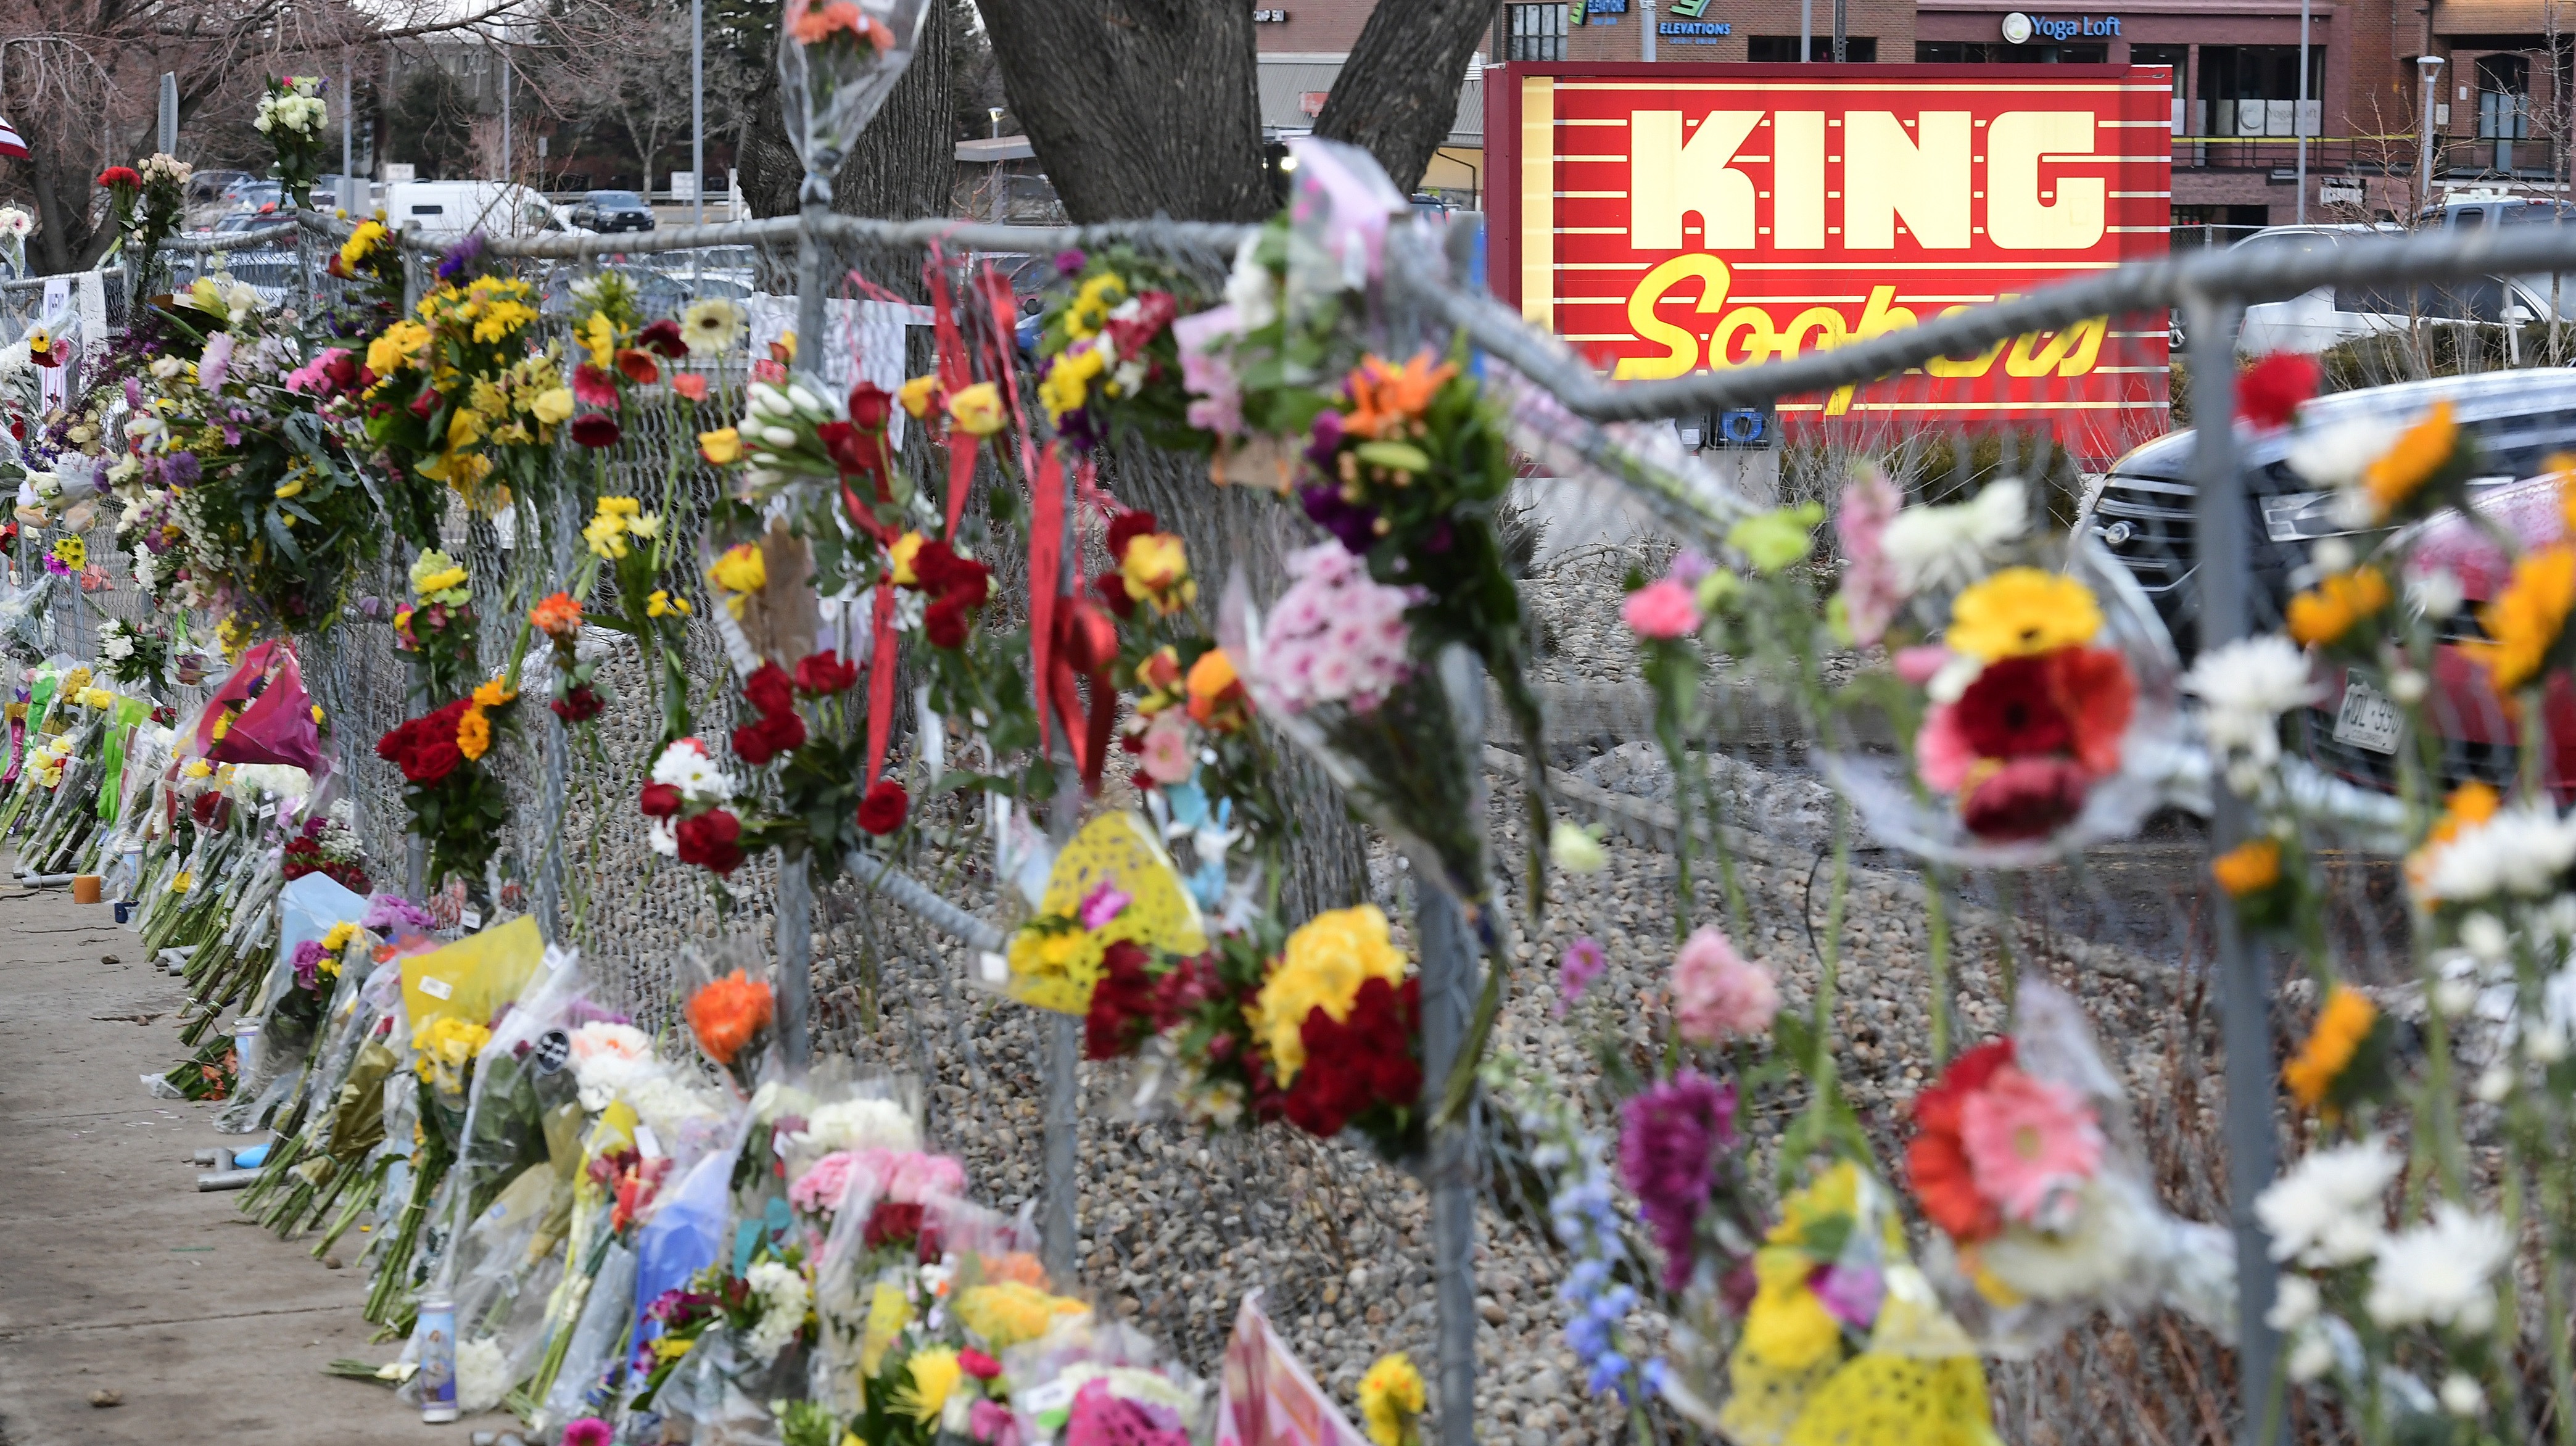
2332,671 -> 2402,754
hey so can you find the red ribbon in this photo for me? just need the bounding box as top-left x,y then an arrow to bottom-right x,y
924,249 -> 982,537
1050,599 -> 1120,793
1029,444 -> 1065,756
864,584 -> 898,787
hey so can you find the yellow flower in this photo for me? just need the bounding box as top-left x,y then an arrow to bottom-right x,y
530,387 -> 574,424
415,566 -> 469,600
1118,532 -> 1194,615
954,1283 -> 1086,1350
456,706 -> 492,761
2361,401 -> 2458,521
446,407 -> 489,450
698,427 -> 741,465
651,1335 -> 696,1364
2211,838 -> 2282,898
471,679 -> 518,710
898,374 -> 941,418
629,511 -> 664,540
322,921 -> 362,954
706,543 -> 767,614
1039,346 -> 1105,423
337,220 -> 387,271
949,382 -> 1005,436
1250,904 -> 1409,1083
891,1347 -> 962,1423
1067,272 -> 1126,337
582,513 -> 631,561
412,1015 -> 492,1091
647,589 -> 691,618
2284,985 -> 2377,1110
861,1281 -> 912,1377
889,531 -> 927,587
1946,568 -> 2102,662
182,760 -> 212,780
1357,1355 -> 1426,1446
598,495 -> 643,519
580,312 -> 617,370
2461,545 -> 2576,698
2284,566 -> 2391,649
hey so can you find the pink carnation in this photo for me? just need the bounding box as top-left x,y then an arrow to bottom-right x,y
1957,1065 -> 2104,1225
1671,926 -> 1778,1044
853,1147 -> 968,1204
1622,578 -> 1702,640
789,1150 -> 861,1215
1836,469 -> 1905,645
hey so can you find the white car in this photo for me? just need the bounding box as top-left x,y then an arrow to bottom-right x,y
379,181 -> 575,241
2232,223 -> 2559,355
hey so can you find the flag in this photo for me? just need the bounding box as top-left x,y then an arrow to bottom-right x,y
0,116 -> 25,160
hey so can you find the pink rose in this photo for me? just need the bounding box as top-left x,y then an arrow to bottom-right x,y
853,1147 -> 968,1204
789,1151 -> 859,1215
1622,578 -> 1703,640
1140,711 -> 1195,785
1672,926 -> 1778,1044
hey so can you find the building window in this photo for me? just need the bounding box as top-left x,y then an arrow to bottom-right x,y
2200,46 -> 2326,136
2478,54 -> 2532,139
1508,4 -> 1568,60
1918,39 -> 2104,62
1751,36 -> 1877,60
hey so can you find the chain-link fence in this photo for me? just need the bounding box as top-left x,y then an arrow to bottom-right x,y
44,204 -> 2576,1446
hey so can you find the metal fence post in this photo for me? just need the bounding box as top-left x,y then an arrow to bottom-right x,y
1416,645 -> 1484,1446
2186,291 -> 2279,1446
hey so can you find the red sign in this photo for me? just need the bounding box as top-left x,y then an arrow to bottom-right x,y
1485,63 -> 2174,460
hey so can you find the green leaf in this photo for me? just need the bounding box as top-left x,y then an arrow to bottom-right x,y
1353,439 -> 1433,473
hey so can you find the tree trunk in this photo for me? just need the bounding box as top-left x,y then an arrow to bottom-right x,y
737,1 -> 957,221
1313,0 -> 1499,194
975,0 -> 1272,223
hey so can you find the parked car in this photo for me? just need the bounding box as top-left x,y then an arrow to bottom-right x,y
381,181 -> 569,241
569,190 -> 656,234
2231,223 -> 2561,355
2078,368 -> 2576,793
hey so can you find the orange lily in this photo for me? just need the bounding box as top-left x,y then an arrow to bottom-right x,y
1340,352 -> 1457,440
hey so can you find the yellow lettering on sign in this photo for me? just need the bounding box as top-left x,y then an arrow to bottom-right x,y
1826,286 -> 1921,414
1629,111 -> 1762,252
1989,111 -> 2105,250
1845,111 -> 1971,249
1614,254 -> 1732,379
2004,316 -> 2108,376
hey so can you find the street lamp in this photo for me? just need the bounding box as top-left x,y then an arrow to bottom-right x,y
2418,54 -> 2446,213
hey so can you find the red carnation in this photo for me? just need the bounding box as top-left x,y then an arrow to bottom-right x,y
97,166 -> 141,189
1907,1040 -> 2017,1243
730,708 -> 807,766
847,381 -> 894,431
2236,351 -> 2319,431
571,414 -> 622,449
1283,977 -> 1421,1140
1083,940 -> 1158,1060
324,352 -> 361,391
637,318 -> 688,358
857,779 -> 908,836
675,808 -> 746,874
638,782 -> 684,818
793,649 -> 859,695
1960,755 -> 2092,841
408,387 -> 443,419
1104,509 -> 1159,566
551,685 -> 604,724
923,591 -> 974,650
743,661 -> 796,719
1953,656 -> 2073,761
959,1349 -> 1003,1381
863,1200 -> 925,1250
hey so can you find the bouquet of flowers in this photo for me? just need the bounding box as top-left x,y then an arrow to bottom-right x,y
776,0 -> 934,184
361,248 -> 569,529
580,495 -> 693,744
1822,476 -> 2184,865
97,616 -> 175,692
255,75 -> 330,208
1034,249 -> 1202,453
132,153 -> 191,264
563,273 -> 692,460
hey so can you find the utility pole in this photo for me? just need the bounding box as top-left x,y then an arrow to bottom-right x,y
692,0 -> 706,226
157,73 -> 176,155
2419,54 -> 2446,212
341,49 -> 355,212
1833,0 -> 1846,60
499,47 -> 512,187
2294,0 -> 2310,222
1802,0 -> 1812,59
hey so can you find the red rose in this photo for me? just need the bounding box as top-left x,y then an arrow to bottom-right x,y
959,1349 -> 1002,1381
817,420 -> 887,479
638,782 -> 684,817
675,808 -> 746,874
637,318 -> 688,358
376,700 -> 471,785
1283,977 -> 1421,1139
1093,569 -> 1135,620
743,661 -> 796,719
324,352 -> 360,391
571,413 -> 622,449
408,387 -> 442,419
1959,756 -> 2091,841
1104,510 -> 1159,566
847,381 -> 894,430
1083,940 -> 1158,1060
794,649 -> 859,695
863,1200 -> 925,1250
923,592 -> 973,650
857,779 -> 909,836
1953,656 -> 2073,761
2236,351 -> 2319,431
730,708 -> 806,766
551,685 -> 603,724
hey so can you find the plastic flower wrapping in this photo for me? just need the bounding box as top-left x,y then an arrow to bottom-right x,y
1819,476 -> 2187,866
777,0 -> 933,188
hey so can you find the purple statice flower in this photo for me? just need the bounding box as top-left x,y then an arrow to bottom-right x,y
435,231 -> 487,283
1053,249 -> 1088,276
1298,483 -> 1377,555
362,893 -> 437,934
1617,1071 -> 1738,1291
1810,1263 -> 1885,1328
1558,936 -> 1606,1015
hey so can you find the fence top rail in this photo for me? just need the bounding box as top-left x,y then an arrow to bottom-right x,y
287,207 -> 1255,262
160,222 -> 301,254
1433,219 -> 2576,421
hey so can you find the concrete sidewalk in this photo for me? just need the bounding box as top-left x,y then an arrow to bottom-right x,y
0,880 -> 415,1444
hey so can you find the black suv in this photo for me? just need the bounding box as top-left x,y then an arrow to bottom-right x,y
571,190 -> 656,234
2079,368 -> 2576,665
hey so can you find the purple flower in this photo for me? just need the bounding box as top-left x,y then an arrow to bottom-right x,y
1298,483 -> 1377,555
161,451 -> 201,487
1302,408 -> 1343,473
435,232 -> 487,283
1558,936 -> 1605,1014
290,938 -> 331,992
123,376 -> 143,410
1053,249 -> 1088,276
1617,1072 -> 1738,1291
1810,1263 -> 1884,1328
1055,402 -> 1104,453
361,893 -> 437,933
197,333 -> 235,391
